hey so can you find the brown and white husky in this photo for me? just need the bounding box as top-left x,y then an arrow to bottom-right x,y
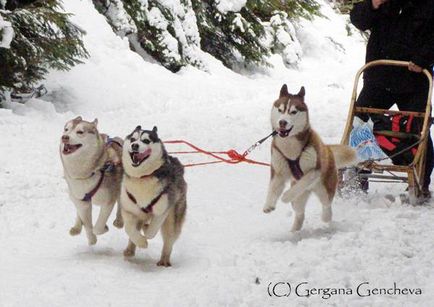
60,116 -> 124,245
263,85 -> 356,231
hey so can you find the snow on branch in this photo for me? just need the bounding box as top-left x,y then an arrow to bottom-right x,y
0,14 -> 14,49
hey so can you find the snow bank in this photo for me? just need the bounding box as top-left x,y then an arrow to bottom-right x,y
0,14 -> 14,49
216,0 -> 247,13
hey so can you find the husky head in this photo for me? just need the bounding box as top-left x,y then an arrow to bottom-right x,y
122,126 -> 165,177
271,84 -> 309,138
60,116 -> 102,158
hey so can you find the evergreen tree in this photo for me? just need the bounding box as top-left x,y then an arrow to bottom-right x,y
94,0 -> 319,72
93,0 -> 204,72
0,0 -> 88,100
193,0 -> 320,70
193,0 -> 270,69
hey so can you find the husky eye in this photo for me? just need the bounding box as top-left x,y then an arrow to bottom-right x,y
77,131 -> 84,135
290,110 -> 298,115
130,138 -> 136,143
277,109 -> 283,113
143,139 -> 150,145
64,128 -> 68,132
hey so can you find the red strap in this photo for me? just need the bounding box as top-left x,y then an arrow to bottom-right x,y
164,140 -> 270,167
392,115 -> 401,132
406,115 -> 414,133
375,135 -> 397,151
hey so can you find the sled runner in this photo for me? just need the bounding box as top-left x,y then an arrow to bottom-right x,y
340,60 -> 433,205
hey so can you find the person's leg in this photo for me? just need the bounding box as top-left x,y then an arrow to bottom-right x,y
396,89 -> 433,193
356,84 -> 395,118
423,136 -> 433,192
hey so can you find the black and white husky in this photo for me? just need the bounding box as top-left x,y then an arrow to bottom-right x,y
121,126 -> 187,267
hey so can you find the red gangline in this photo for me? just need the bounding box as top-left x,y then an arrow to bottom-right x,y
164,140 -> 270,167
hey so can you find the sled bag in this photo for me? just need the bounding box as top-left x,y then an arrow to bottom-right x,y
372,114 -> 422,165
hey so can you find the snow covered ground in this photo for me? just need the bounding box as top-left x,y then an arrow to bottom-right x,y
1,0 -> 434,306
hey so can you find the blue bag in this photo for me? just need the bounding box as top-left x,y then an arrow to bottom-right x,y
349,118 -> 388,161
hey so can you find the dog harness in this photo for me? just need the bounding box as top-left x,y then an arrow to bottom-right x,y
287,157 -> 304,181
126,185 -> 169,214
81,162 -> 115,202
105,137 -> 123,148
273,142 -> 309,181
81,136 -> 121,202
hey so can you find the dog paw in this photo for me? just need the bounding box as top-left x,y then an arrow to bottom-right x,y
93,225 -> 109,235
123,248 -> 135,258
87,234 -> 97,246
281,191 -> 293,203
321,208 -> 332,223
134,237 -> 148,249
113,218 -> 124,229
263,206 -> 275,213
157,259 -> 171,267
69,227 -> 81,236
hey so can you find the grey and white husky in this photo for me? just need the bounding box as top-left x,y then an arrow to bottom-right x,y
60,116 -> 124,245
121,126 -> 187,267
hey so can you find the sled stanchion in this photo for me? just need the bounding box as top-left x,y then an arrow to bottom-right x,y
340,59 -> 433,205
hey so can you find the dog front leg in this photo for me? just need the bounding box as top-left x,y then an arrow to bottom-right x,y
93,202 -> 115,235
122,209 -> 148,248
263,172 -> 286,213
281,170 -> 321,204
73,199 -> 96,245
69,213 -> 82,236
144,210 -> 170,239
144,195 -> 170,239
123,239 -> 136,258
291,191 -> 310,232
113,197 -> 124,228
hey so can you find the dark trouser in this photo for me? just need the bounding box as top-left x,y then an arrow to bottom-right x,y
356,84 -> 433,188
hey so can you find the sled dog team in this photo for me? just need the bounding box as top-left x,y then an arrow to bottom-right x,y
59,85 -> 356,266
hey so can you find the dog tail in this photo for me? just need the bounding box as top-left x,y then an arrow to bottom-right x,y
328,145 -> 358,169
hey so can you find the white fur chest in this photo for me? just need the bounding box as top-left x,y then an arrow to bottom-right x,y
64,171 -> 102,201
125,176 -> 162,204
272,142 -> 317,179
122,176 -> 169,216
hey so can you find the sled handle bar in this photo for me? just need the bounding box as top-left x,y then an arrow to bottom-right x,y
341,60 -> 433,148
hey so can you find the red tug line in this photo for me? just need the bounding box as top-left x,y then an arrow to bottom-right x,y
163,139 -> 271,168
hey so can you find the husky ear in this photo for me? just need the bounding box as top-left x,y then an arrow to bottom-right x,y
279,84 -> 289,98
73,116 -> 82,122
297,86 -> 305,98
92,118 -> 98,127
135,125 -> 141,131
152,126 -> 158,133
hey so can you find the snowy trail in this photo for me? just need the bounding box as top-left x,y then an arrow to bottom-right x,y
1,0 -> 434,306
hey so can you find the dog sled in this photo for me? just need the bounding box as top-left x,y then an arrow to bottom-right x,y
340,60 -> 433,205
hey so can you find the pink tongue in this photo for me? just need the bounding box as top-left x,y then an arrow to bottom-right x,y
134,148 -> 151,163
